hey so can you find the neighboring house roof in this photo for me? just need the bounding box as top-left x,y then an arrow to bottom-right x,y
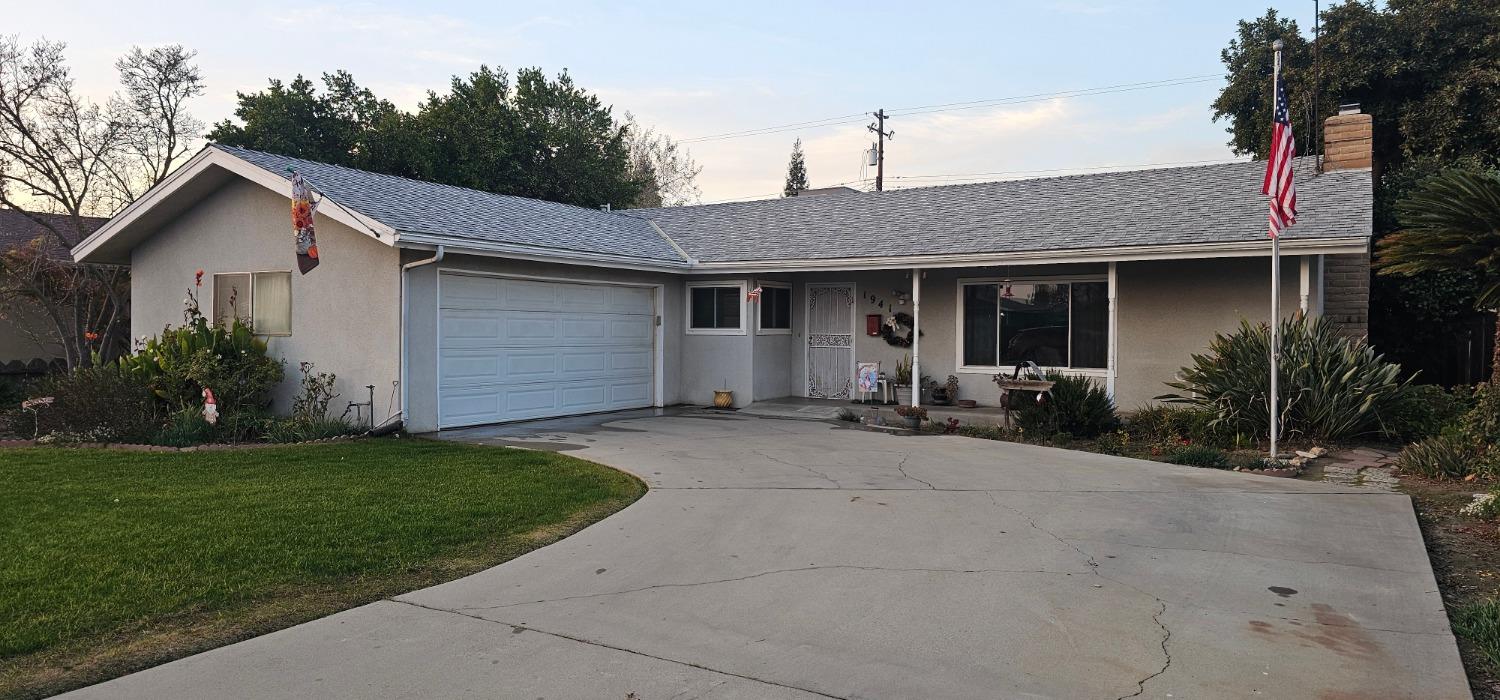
213,146 -> 689,265
0,209 -> 107,260
627,158 -> 1370,264
75,145 -> 1372,272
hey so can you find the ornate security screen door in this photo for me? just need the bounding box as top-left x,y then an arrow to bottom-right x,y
806,284 -> 855,399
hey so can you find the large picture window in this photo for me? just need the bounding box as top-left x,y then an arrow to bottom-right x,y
960,279 -> 1107,369
688,283 -> 745,334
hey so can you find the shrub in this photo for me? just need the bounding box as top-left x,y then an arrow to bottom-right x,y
894,405 -> 928,419
1125,404 -> 1223,447
1460,488 -> 1500,519
1015,372 -> 1119,438
1093,430 -> 1130,455
29,365 -> 161,442
835,407 -> 860,422
1395,434 -> 1481,479
263,416 -> 356,443
957,424 -> 1014,441
1453,598 -> 1500,675
152,407 -> 217,447
291,362 -> 339,419
1386,383 -> 1472,443
1164,444 -> 1230,468
1459,382 -> 1500,447
1159,316 -> 1412,442
118,315 -> 284,415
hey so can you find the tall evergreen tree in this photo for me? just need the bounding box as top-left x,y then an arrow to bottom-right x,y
783,139 -> 809,197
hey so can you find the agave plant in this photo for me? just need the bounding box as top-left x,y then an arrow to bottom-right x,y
1376,169 -> 1500,380
1158,316 -> 1412,442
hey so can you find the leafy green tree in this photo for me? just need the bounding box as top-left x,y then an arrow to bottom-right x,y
1376,170 -> 1500,380
210,67 -> 646,209
783,138 -> 809,197
1213,2 -> 1500,383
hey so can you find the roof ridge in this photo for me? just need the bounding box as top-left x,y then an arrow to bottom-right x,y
210,143 -> 645,222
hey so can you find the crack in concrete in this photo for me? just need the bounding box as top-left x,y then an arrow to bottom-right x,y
987,493 -> 1175,700
391,599 -> 846,699
894,452 -> 936,489
1118,601 -> 1173,700
1065,537 -> 1431,576
751,450 -> 842,488
446,564 -> 1092,612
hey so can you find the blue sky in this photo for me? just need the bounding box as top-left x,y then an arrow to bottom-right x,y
13,1 -> 1321,202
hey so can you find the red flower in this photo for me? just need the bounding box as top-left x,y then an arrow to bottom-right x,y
195,269 -> 204,287
83,331 -> 99,342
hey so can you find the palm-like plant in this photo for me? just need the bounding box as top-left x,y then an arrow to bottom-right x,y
1376,169 -> 1500,380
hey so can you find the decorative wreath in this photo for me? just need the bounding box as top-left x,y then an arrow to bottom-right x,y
880,312 -> 923,348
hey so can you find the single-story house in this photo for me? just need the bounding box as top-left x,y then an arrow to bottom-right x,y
71,111 -> 1375,433
0,209 -> 108,372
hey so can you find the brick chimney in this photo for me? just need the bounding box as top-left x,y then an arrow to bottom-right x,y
1319,103 -> 1375,340
1322,104 -> 1373,172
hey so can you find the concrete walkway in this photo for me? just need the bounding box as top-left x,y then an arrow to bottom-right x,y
63,411 -> 1469,699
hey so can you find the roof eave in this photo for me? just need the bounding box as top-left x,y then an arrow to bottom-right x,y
395,232 -> 693,273
72,146 -> 397,264
680,236 -> 1371,274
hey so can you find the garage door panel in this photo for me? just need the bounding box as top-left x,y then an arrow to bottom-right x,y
438,274 -> 657,428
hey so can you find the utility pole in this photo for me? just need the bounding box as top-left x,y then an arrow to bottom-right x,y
868,109 -> 893,191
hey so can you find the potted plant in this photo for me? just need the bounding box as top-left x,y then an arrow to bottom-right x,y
894,404 -> 927,430
893,354 -> 913,405
713,388 -> 734,408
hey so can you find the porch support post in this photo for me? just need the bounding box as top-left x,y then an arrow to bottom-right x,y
1106,262 -> 1118,400
911,267 -> 921,407
906,269 -> 918,410
1299,255 -> 1312,315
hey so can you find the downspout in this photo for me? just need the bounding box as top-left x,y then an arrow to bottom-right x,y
398,245 -> 445,428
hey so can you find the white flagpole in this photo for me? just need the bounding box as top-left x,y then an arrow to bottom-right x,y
1269,39 -> 1283,462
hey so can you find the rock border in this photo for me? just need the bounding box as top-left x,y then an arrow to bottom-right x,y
0,433 -> 363,452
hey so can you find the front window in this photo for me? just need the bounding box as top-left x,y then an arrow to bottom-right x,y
689,284 -> 744,333
960,280 -> 1107,369
758,285 -> 791,332
212,271 -> 292,336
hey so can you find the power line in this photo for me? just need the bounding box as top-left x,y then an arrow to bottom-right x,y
677,73 -> 1222,144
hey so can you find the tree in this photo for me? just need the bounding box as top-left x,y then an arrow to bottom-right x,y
783,138 -> 809,197
1375,169 -> 1500,380
622,112 -> 701,208
207,71 -> 397,169
210,66 -> 648,209
1213,2 -> 1500,383
0,38 -> 203,368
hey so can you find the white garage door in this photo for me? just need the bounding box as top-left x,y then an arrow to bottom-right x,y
438,273 -> 656,428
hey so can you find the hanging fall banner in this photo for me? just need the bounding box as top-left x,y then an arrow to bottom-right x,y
291,173 -> 320,273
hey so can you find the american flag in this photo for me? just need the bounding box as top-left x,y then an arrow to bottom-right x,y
1261,71 -> 1297,238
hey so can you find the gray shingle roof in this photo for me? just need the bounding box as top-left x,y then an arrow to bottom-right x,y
215,146 -> 1369,267
627,157 -> 1371,263
0,209 -> 107,260
213,145 -> 687,264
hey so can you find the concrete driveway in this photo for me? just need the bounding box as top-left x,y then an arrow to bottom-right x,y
64,411 -> 1469,699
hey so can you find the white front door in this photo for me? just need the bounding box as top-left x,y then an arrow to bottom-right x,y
805,284 -> 855,399
437,273 -> 656,428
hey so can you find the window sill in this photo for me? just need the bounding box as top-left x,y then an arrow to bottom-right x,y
756,327 -> 792,336
686,327 -> 746,336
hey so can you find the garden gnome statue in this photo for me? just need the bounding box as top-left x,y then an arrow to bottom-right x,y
202,387 -> 218,425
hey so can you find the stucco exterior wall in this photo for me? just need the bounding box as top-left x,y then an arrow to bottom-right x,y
764,258 -> 1310,411
401,254 -> 684,433
1115,256 -> 1304,409
130,178 -> 401,417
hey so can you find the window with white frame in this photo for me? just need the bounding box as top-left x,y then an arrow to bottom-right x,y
687,282 -> 745,334
757,283 -> 791,333
212,271 -> 292,336
959,278 -> 1107,369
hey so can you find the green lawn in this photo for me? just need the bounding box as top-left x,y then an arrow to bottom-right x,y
0,439 -> 644,699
